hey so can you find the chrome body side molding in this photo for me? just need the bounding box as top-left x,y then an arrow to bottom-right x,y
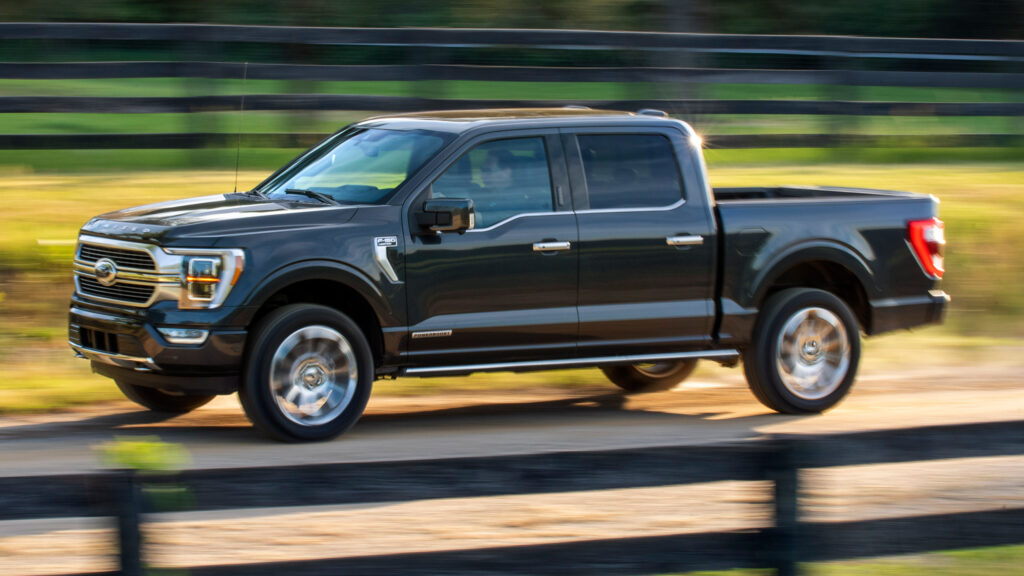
402,349 -> 739,376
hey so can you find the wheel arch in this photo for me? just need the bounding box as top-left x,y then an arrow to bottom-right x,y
243,261 -> 391,367
751,244 -> 874,334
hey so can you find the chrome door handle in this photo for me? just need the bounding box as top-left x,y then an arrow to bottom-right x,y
666,235 -> 704,247
533,241 -> 572,252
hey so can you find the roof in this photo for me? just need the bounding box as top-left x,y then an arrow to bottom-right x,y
356,107 -> 673,134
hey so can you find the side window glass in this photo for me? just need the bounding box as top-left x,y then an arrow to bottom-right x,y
432,137 -> 553,228
577,134 -> 684,210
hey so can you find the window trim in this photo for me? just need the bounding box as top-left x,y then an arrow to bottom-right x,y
408,130 -> 568,232
561,128 -> 689,212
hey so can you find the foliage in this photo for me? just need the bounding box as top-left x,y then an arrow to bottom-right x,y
0,0 -> 1019,39
96,435 -> 193,472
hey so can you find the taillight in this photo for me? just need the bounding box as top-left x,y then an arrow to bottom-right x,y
908,218 -> 945,279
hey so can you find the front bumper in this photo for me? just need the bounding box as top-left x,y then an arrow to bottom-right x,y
69,302 -> 246,394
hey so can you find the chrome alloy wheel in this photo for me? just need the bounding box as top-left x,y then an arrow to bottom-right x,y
633,362 -> 682,378
269,325 -> 358,427
775,307 -> 850,401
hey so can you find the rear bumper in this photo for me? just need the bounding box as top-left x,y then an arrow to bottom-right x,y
68,302 -> 245,394
869,290 -> 950,335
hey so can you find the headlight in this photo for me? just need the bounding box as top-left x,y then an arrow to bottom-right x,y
162,248 -> 245,309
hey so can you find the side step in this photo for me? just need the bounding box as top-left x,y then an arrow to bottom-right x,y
402,349 -> 740,377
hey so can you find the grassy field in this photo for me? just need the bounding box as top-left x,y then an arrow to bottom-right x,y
0,161 -> 1021,413
2,78 -> 1017,101
672,544 -> 1024,575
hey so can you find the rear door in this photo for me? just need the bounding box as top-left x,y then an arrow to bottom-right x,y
403,130 -> 578,365
563,127 -> 716,356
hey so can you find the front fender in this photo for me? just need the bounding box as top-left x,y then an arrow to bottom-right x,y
240,259 -> 398,327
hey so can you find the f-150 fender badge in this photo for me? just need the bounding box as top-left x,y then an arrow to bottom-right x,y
373,236 -> 401,283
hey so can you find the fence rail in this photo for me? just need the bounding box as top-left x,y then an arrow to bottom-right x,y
0,24 -> 1021,151
2,419 -> 1022,576
3,23 -> 1023,57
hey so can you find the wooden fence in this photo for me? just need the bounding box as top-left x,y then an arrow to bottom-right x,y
1,419 -> 1022,575
0,23 -> 1021,149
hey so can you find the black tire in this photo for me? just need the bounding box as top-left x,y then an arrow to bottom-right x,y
601,360 -> 698,393
239,304 -> 374,442
743,287 -> 860,414
115,380 -> 215,413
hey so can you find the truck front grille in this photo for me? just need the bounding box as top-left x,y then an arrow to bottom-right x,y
73,236 -> 179,308
78,244 -> 156,271
77,277 -> 155,304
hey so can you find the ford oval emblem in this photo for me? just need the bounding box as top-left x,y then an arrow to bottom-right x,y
94,258 -> 118,286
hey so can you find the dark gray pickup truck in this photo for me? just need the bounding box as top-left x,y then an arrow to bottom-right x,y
69,108 -> 948,441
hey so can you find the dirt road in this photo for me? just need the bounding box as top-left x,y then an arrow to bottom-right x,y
1,362 -> 1022,476
0,362 -> 1022,575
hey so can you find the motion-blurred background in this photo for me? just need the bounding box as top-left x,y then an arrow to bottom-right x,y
0,1 -> 1021,403
1,1 -> 1022,408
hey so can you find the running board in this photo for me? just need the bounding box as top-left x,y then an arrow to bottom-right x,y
402,349 -> 740,377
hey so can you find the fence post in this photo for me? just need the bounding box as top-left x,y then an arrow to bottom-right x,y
115,470 -> 143,576
769,440 -> 800,576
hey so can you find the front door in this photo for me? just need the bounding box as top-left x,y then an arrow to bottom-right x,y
404,132 -> 578,365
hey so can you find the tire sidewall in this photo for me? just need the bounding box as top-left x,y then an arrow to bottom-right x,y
242,304 -> 374,441
752,288 -> 860,413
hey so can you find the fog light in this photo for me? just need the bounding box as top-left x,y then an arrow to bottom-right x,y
158,327 -> 209,345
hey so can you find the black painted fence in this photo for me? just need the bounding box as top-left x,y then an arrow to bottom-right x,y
2,420 -> 1022,576
0,24 -> 1021,150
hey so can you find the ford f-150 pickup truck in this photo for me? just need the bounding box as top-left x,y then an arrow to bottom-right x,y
68,108 -> 949,441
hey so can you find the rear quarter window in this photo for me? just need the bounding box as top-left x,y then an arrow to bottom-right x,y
577,133 -> 684,210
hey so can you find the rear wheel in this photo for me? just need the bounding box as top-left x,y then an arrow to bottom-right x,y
743,288 -> 860,414
602,359 -> 698,393
115,381 -> 215,413
239,304 -> 373,442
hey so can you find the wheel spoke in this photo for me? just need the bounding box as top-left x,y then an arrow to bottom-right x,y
268,324 -> 359,427
775,306 -> 850,401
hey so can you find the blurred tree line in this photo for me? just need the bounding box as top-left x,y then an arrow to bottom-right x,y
1,0 -> 1020,39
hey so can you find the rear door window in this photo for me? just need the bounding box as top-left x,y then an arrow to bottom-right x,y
576,134 -> 684,210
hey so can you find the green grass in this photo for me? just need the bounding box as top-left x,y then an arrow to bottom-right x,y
1,78 -> 1017,103
1,112 -> 1017,138
664,544 -> 1024,575
0,79 -> 1017,174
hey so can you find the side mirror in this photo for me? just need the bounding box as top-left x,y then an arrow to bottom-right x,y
417,198 -> 475,234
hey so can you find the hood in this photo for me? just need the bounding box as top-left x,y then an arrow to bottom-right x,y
79,193 -> 357,244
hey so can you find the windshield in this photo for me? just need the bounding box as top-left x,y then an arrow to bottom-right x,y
260,128 -> 451,204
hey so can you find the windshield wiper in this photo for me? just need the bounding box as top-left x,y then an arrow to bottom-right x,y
284,188 -> 339,205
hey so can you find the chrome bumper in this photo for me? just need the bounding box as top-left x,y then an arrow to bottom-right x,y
69,341 -> 158,372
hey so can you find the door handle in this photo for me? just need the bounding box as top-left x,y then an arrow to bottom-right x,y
533,241 -> 572,252
666,235 -> 704,247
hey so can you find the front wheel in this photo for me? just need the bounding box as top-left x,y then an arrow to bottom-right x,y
743,288 -> 860,414
115,381 -> 215,413
602,359 -> 698,393
239,304 -> 374,442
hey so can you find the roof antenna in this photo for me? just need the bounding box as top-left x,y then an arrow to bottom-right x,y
233,61 -> 248,193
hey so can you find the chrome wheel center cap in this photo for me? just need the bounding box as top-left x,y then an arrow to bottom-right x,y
300,364 -> 326,389
801,339 -> 823,362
